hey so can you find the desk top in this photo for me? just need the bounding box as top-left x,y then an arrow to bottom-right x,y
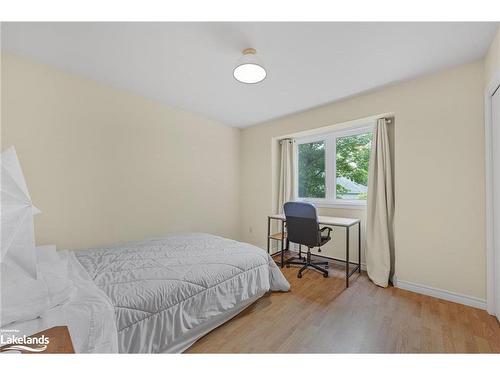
269,213 -> 360,227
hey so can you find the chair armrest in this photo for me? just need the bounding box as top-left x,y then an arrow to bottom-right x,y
319,226 -> 332,236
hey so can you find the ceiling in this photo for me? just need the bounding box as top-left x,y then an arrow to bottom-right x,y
2,22 -> 498,127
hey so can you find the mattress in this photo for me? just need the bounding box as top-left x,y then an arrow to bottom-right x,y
74,233 -> 290,353
1,251 -> 119,353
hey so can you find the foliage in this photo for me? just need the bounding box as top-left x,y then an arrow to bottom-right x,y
335,133 -> 372,199
297,132 -> 372,200
298,141 -> 325,198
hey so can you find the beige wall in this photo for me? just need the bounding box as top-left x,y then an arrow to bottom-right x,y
240,61 -> 486,300
1,54 -> 240,249
485,26 -> 500,85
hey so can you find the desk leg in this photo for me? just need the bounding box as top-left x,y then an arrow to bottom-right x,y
346,226 -> 350,288
267,217 -> 271,255
280,219 -> 285,268
358,222 -> 361,273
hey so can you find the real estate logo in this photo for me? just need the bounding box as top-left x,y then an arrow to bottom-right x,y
0,329 -> 49,353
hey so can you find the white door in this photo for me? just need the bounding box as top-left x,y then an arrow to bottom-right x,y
492,87 -> 500,318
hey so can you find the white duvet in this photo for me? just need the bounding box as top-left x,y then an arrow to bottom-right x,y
74,233 -> 290,353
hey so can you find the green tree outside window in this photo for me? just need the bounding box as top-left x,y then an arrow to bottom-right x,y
336,133 -> 372,200
298,141 -> 325,198
297,132 -> 372,201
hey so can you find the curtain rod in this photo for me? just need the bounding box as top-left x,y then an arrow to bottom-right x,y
276,113 -> 395,142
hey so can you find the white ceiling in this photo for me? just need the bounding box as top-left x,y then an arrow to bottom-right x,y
2,22 -> 498,127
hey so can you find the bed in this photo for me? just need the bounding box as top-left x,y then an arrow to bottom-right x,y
73,232 -> 290,353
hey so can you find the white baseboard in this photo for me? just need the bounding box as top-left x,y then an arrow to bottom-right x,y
393,278 -> 487,310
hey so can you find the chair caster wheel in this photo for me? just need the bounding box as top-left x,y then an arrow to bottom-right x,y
286,264 -> 290,268
297,273 -> 302,279
323,273 -> 328,278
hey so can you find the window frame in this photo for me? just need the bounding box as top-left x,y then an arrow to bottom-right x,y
294,122 -> 375,209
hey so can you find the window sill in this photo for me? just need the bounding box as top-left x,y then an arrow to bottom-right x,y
314,202 -> 367,210
296,199 -> 367,210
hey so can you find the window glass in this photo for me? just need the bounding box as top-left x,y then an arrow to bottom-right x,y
335,132 -> 372,200
298,141 -> 326,198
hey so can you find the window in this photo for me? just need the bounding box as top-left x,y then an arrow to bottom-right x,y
335,132 -> 372,200
295,123 -> 374,207
298,141 -> 325,198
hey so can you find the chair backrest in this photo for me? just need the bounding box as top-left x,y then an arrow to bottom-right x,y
283,201 -> 320,248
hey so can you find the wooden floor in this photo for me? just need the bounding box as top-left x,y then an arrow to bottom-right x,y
187,256 -> 500,353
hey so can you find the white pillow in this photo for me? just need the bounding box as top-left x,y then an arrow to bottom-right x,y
0,262 -> 49,326
37,245 -> 74,307
0,246 -> 76,327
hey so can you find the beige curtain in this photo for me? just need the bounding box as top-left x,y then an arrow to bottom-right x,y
366,118 -> 394,287
277,139 -> 296,213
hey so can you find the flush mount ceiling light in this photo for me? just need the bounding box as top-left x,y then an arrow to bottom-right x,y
233,48 -> 267,84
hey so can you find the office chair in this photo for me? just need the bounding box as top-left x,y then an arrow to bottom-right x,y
283,201 -> 332,278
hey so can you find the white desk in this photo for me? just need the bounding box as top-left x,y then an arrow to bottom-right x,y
269,214 -> 360,227
267,214 -> 361,287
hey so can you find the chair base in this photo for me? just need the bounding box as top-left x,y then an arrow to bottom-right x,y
285,250 -> 329,278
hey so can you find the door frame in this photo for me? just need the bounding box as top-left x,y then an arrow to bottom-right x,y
485,69 -> 500,317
